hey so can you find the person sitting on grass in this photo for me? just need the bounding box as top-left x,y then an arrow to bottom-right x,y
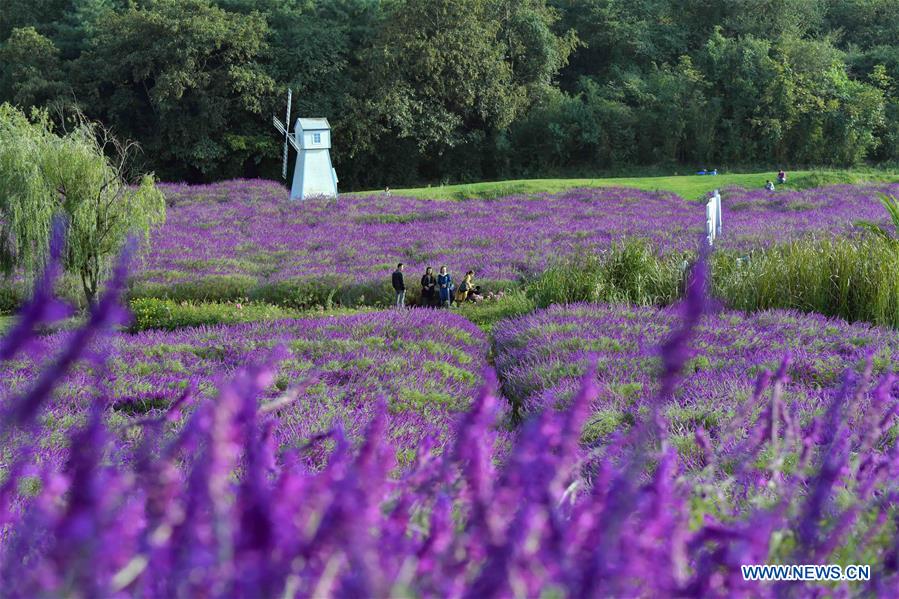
392,263 -> 405,308
455,271 -> 475,305
420,266 -> 437,307
437,266 -> 453,308
777,169 -> 787,185
765,180 -> 775,191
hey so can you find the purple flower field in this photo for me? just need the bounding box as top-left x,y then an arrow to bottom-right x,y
144,180 -> 699,287
717,183 -> 899,251
494,301 -> 899,453
1,309 -> 491,466
138,179 -> 899,294
4,254 -> 899,595
8,181 -> 899,595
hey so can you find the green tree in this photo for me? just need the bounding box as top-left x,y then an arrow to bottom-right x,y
696,30 -> 884,165
847,45 -> 899,161
699,31 -> 782,162
824,0 -> 899,49
51,0 -> 120,60
0,0 -> 69,41
2,0 -> 898,185
677,0 -> 826,41
365,0 -> 518,153
0,104 -> 165,305
550,0 -> 687,88
0,27 -> 68,109
74,0 -> 275,179
351,0 -> 575,186
773,35 -> 884,164
632,56 -> 717,163
492,0 -> 578,92
258,0 -> 379,177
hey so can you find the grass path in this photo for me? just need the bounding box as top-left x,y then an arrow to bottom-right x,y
355,169 -> 899,201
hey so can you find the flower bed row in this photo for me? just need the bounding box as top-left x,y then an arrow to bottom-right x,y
494,302 -> 899,449
1,308 -> 491,464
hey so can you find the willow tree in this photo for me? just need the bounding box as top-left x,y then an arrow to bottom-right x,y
0,104 -> 165,305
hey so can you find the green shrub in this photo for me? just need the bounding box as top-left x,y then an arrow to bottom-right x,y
526,253 -> 605,307
252,276 -> 345,309
130,274 -> 257,303
129,273 -> 520,313
251,277 -> 395,310
526,240 -> 684,308
333,279 -> 395,309
788,170 -> 893,190
598,240 -> 685,305
0,280 -> 24,314
581,409 -> 635,444
129,298 -> 302,331
517,235 -> 899,332
1,274 -> 84,314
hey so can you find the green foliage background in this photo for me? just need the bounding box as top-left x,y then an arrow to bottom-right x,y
3,0 -> 899,188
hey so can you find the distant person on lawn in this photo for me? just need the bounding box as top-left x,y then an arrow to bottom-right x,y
420,266 -> 437,307
392,263 -> 406,308
455,270 -> 475,305
765,180 -> 775,191
777,170 -> 786,185
437,266 -> 453,308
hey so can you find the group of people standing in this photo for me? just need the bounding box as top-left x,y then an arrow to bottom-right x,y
392,263 -> 479,308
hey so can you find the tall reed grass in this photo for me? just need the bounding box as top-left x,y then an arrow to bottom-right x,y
527,237 -> 899,330
715,238 -> 899,328
526,239 -> 685,308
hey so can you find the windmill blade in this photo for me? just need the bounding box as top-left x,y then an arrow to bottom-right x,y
272,89 -> 297,180
286,89 -> 292,130
283,89 -> 292,179
273,117 -> 300,151
272,115 -> 288,136
280,125 -> 289,179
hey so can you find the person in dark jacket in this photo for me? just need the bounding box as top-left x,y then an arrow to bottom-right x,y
437,265 -> 453,308
392,263 -> 406,308
420,266 -> 437,307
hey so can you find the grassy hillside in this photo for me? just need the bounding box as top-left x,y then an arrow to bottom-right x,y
362,169 -> 899,201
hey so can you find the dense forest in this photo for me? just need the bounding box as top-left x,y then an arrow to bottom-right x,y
2,0 -> 899,189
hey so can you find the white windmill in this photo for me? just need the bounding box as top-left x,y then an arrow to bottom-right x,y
272,89 -> 339,200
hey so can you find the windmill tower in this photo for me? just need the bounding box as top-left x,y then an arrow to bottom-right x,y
272,90 -> 338,200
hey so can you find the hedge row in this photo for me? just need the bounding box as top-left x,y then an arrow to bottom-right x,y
0,273 -> 519,315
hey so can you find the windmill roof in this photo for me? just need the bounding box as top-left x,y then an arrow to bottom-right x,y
297,118 -> 330,131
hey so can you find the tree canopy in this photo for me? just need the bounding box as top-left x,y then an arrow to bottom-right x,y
2,0 -> 899,188
0,104 -> 165,305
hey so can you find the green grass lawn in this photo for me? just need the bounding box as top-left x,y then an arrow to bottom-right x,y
356,169 -> 899,201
